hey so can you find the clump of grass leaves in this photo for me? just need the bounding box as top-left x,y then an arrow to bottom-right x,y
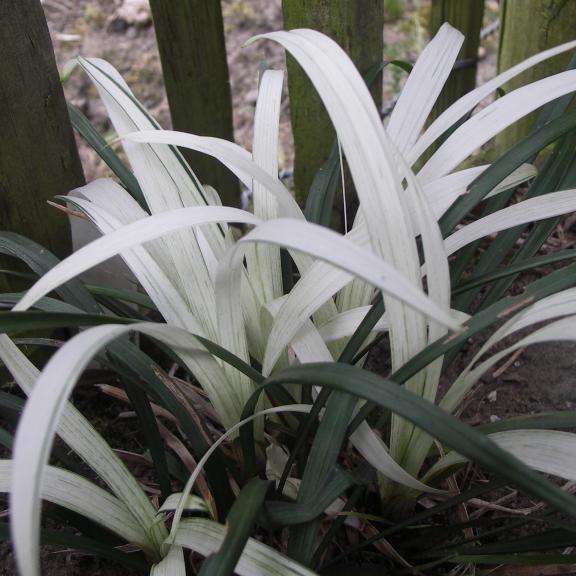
2,24 -> 576,576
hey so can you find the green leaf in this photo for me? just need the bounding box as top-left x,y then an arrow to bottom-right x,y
0,389 -> 25,414
440,108 -> 576,235
0,522 -> 147,571
0,311 -> 135,333
452,249 -> 576,296
199,478 -> 271,576
398,263 -> 576,384
450,528 -> 576,556
86,283 -> 156,310
0,427 -> 13,450
449,553 -> 576,566
173,518 -> 319,576
480,411 -> 576,434
473,133 -> 576,310
288,391 -> 357,563
113,359 -> 172,499
67,102 -> 147,209
0,232 -> 100,313
304,141 -> 340,227
267,466 -> 353,526
108,338 -> 235,518
324,480 -> 505,568
242,363 -> 576,521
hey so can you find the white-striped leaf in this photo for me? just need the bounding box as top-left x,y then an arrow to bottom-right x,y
216,219 -> 461,376
0,460 -> 149,548
123,130 -> 303,220
422,163 -> 537,221
426,430 -> 576,483
445,188 -> 576,256
410,38 -> 576,164
151,545 -> 186,576
248,69 -> 285,304
14,206 -> 260,314
387,23 -> 463,156
419,71 -> 576,182
173,518 -> 318,575
9,321 -> 260,576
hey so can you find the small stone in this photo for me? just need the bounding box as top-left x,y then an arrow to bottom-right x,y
116,0 -> 151,27
489,415 -> 500,423
108,17 -> 128,33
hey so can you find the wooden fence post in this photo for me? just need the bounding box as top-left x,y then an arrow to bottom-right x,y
497,0 -> 576,150
0,0 -> 84,290
149,0 -> 239,206
429,0 -> 484,120
282,0 -> 384,206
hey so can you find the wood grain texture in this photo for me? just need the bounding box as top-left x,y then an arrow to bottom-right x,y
0,0 -> 84,290
149,0 -> 238,206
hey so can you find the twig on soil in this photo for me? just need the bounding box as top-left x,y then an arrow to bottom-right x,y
492,347 -> 525,378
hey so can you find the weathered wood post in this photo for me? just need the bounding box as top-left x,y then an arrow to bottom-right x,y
0,0 -> 85,290
282,0 -> 384,207
429,0 -> 484,119
149,0 -> 239,206
497,0 -> 576,150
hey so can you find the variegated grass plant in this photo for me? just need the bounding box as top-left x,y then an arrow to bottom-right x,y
2,24 -> 576,575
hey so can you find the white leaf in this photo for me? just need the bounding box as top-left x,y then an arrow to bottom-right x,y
445,189 -> 576,256
14,206 -> 260,314
77,57 -> 206,213
227,219 -> 460,375
387,23 -> 464,156
442,293 -> 576,414
317,306 -> 388,342
158,493 -> 210,515
0,460 -> 149,548
249,29 -> 428,384
350,423 -> 444,494
423,163 -> 537,220
151,545 -> 186,576
427,430 -> 576,484
173,518 -> 318,575
78,58 -> 227,339
248,68 -> 285,304
9,321 -> 256,576
0,334 -> 163,576
66,189 -> 207,334
410,38 -> 576,164
124,130 -> 303,220
419,71 -> 576,182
